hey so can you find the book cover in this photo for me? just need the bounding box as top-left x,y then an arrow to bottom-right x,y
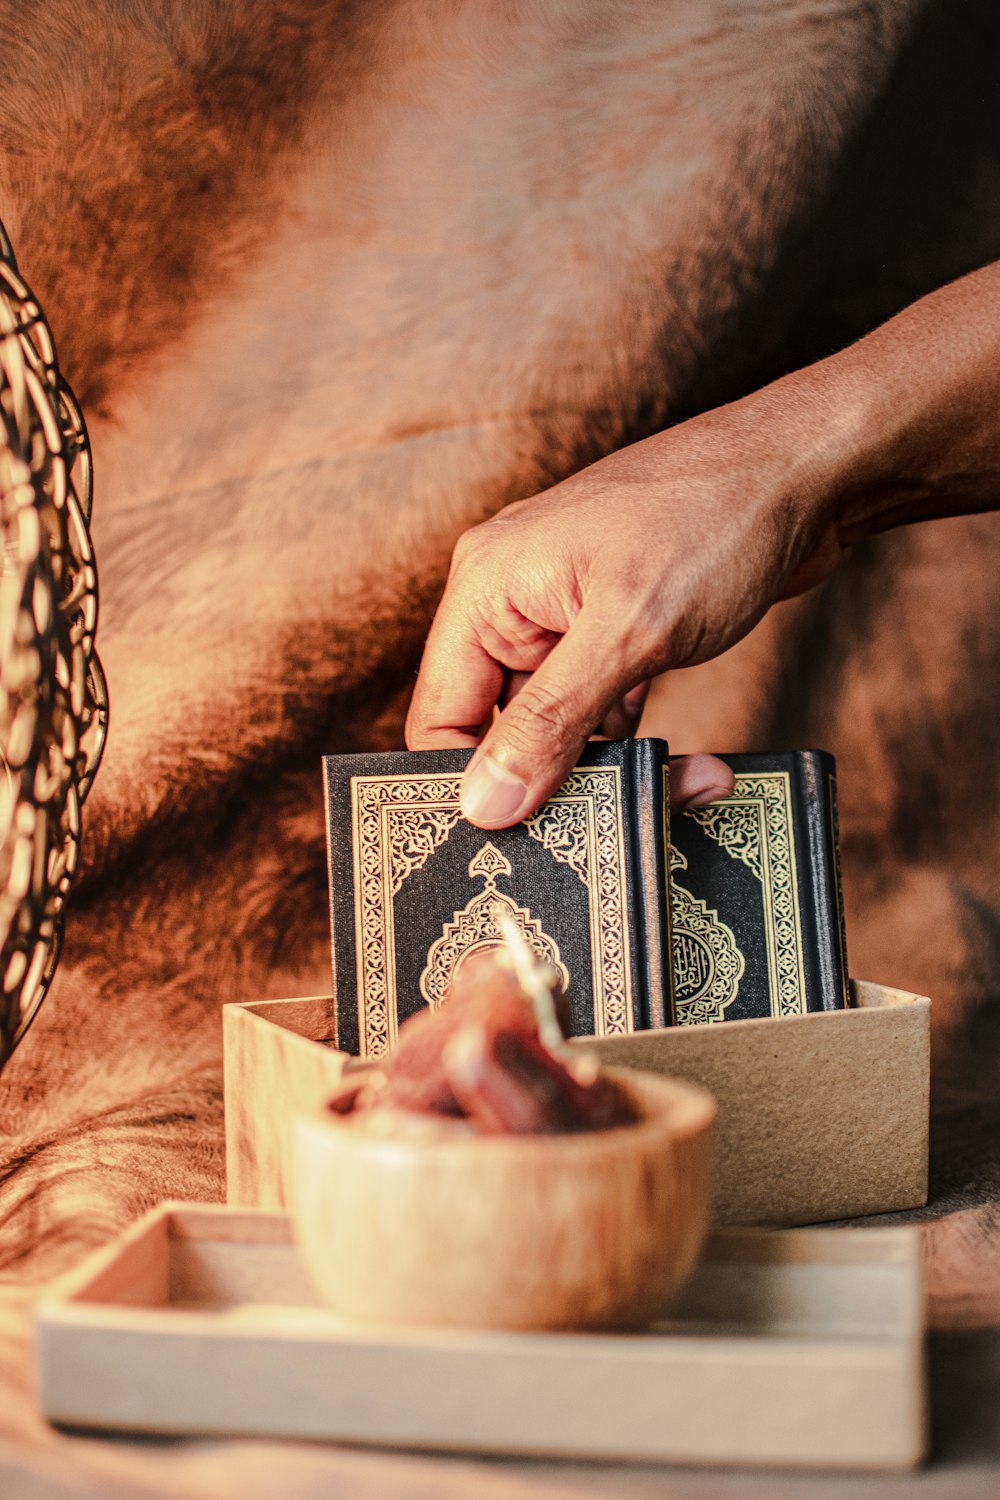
323,740 -> 672,1057
668,750 -> 849,1025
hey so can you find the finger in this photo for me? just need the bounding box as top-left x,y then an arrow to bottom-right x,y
669,753 -> 735,810
505,674 -> 649,741
498,670 -> 531,709
459,609 -> 630,828
595,680 -> 650,739
406,592 -> 507,751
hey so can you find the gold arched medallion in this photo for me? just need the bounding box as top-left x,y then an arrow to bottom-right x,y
419,842 -> 568,1008
669,848 -> 745,1024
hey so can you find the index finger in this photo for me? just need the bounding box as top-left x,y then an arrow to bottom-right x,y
405,583 -> 505,750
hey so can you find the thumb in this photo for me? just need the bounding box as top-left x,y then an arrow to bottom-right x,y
459,613 -> 630,828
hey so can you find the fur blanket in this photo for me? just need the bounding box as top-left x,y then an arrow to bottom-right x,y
1,1 -> 999,1489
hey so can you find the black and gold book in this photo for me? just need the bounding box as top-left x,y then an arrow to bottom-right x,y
668,750 -> 849,1025
323,740 -> 672,1058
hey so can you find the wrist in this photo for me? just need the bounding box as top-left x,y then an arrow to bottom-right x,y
747,336 -> 936,552
803,340 -> 926,547
736,355 -> 871,550
777,263 -> 1000,546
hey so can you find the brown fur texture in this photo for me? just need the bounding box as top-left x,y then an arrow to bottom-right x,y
1,3 -> 1000,1484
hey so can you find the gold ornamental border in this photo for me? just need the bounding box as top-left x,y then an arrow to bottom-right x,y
525,768 -> 632,1039
350,766 -> 633,1058
0,221 -> 107,1068
351,773 -> 463,1057
688,771 -> 806,1017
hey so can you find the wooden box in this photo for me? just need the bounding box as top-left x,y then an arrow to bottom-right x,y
224,980 -> 929,1226
36,1204 -> 926,1469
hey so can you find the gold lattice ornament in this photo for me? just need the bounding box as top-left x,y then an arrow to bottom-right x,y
0,220 -> 107,1068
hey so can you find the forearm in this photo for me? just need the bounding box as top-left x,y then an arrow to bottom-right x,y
795,261 -> 1000,545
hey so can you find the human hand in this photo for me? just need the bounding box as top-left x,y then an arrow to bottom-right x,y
406,372 -> 843,827
408,259 -> 1000,827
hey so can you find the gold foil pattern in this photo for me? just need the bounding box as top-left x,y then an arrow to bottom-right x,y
350,765 -> 633,1058
681,771 -> 806,1018
669,847 -> 746,1023
418,842 -> 568,1009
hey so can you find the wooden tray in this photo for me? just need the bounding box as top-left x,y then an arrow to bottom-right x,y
36,1204 -> 926,1470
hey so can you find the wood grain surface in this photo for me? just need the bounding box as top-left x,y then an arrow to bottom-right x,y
34,1208 -> 924,1469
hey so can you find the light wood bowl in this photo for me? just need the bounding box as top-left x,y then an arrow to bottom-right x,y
291,1067 -> 715,1331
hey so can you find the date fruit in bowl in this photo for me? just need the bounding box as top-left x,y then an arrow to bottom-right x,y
291,948 -> 715,1331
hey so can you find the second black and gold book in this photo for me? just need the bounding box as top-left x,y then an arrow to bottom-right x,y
669,750 -> 849,1024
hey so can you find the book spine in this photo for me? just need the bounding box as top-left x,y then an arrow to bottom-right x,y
793,751 -> 849,1012
827,762 -> 851,1007
322,756 -> 352,1054
630,737 -> 672,1030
